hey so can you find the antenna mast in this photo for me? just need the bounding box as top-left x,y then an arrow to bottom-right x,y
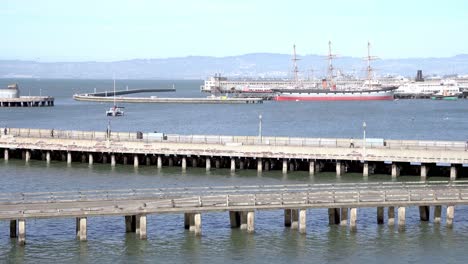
292,44 -> 300,85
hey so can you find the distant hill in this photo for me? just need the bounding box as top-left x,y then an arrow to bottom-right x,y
1,53 -> 467,79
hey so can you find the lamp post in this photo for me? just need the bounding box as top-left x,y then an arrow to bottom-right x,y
258,114 -> 262,142
363,121 -> 367,158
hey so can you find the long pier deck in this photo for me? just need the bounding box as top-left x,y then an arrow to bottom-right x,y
1,128 -> 467,179
0,96 -> 54,107
1,181 -> 467,244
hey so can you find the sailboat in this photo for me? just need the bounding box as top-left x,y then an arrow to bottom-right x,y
106,79 -> 125,116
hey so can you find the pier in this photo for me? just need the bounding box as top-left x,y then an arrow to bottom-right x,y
0,96 -> 54,107
0,128 -> 467,179
1,181 -> 467,245
73,94 -> 263,104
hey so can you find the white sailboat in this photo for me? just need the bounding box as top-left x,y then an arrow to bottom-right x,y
106,79 -> 124,116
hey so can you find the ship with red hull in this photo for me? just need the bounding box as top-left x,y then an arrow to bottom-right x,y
275,86 -> 396,101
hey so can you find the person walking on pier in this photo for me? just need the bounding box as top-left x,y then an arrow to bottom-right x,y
3,126 -> 7,135
465,140 -> 468,151
350,138 -> 355,148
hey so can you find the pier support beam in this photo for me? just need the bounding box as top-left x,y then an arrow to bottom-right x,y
328,208 -> 340,225
284,209 -> 292,227
134,155 -> 139,167
4,149 -> 8,161
111,154 -> 116,167
282,159 -> 288,174
398,207 -> 406,230
194,213 -> 202,236
420,165 -> 427,180
88,153 -> 93,165
247,211 -> 255,233
450,166 -> 457,180
25,150 -> 31,162
419,206 -> 430,221
391,164 -> 400,178
377,207 -> 384,224
350,208 -> 357,231
340,208 -> 348,226
76,217 -> 87,241
257,158 -> 262,172
46,151 -> 51,163
446,206 -> 454,228
10,220 -> 17,238
157,156 -> 162,169
182,157 -> 187,170
230,158 -> 235,172
137,215 -> 147,239
229,211 -> 240,228
309,160 -> 315,175
299,209 -> 307,234
363,162 -> 369,177
291,209 -> 299,229
336,161 -> 344,176
67,152 -> 72,164
388,206 -> 395,226
18,219 -> 25,246
434,205 -> 442,224
206,158 -> 211,171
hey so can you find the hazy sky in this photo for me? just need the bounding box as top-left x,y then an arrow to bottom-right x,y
2,0 -> 467,61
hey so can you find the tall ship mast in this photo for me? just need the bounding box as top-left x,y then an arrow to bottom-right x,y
292,44 -> 300,86
364,41 -> 379,89
326,40 -> 337,88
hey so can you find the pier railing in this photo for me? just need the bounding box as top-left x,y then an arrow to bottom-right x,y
4,128 -> 466,151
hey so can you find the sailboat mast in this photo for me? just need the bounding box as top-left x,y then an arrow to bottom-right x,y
113,78 -> 116,106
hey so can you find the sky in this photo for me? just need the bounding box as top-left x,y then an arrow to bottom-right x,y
1,0 -> 467,61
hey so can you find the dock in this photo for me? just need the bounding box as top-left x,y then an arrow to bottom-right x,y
0,96 -> 54,107
0,128 -> 467,179
73,94 -> 263,104
1,181 -> 467,245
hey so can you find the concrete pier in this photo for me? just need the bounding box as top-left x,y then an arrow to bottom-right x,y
137,215 -> 147,239
340,208 -> 348,226
282,159 -> 287,174
67,152 -> 72,164
363,162 -> 369,177
398,207 -> 406,229
388,206 -> 395,226
88,153 -> 93,165
182,157 -> 187,170
291,209 -> 299,229
284,209 -> 291,227
230,158 -> 235,172
257,158 -> 262,172
25,150 -> 31,162
157,156 -> 162,169
419,206 -> 430,221
76,217 -> 87,241
350,208 -> 357,231
420,165 -> 427,179
111,154 -> 116,167
3,149 -> 8,161
206,158 -> 211,171
10,220 -> 16,238
18,219 -> 25,246
247,211 -> 255,233
434,205 -> 442,224
299,209 -> 306,234
450,166 -> 457,180
134,155 -> 139,167
377,207 -> 384,224
194,213 -> 202,236
391,164 -> 400,178
336,161 -> 344,176
447,206 -> 454,227
309,160 -> 315,175
46,151 -> 51,163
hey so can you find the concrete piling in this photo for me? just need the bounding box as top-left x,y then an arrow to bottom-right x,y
230,158 -> 235,172
88,153 -> 93,165
264,160 -> 270,171
134,155 -> 139,167
282,159 -> 287,174
299,209 -> 306,234
328,208 -> 340,225
206,158 -> 211,171
377,207 -> 384,224
398,207 -> 406,229
240,211 -> 247,230
4,149 -> 9,161
450,166 -> 457,180
146,156 -> 151,166
363,162 -> 369,177
182,157 -> 187,170
18,219 -> 25,246
434,205 -> 442,224
67,152 -> 72,164
257,158 -> 262,172
309,160 -> 315,175
168,157 -> 174,167
25,150 -> 31,162
76,217 -> 87,241
192,158 -> 198,168
247,211 -> 255,233
340,208 -> 348,226
239,159 -> 244,170
291,209 -> 299,229
388,206 -> 395,226
215,159 -> 220,169
420,165 -> 427,179
123,156 -> 128,165
336,161 -> 344,176
111,154 -> 116,167
138,215 -> 147,239
391,164 -> 400,178
350,208 -> 357,231
229,211 -> 240,228
157,156 -> 162,169
447,206 -> 454,227
125,216 -> 134,232
194,213 -> 202,236
10,220 -> 17,238
419,206 -> 430,221
284,209 -> 292,227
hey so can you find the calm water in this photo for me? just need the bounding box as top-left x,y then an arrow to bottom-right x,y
1,79 -> 468,263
